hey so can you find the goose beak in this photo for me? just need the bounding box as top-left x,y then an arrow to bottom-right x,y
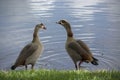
42,25 -> 47,30
43,26 -> 47,30
56,21 -> 61,24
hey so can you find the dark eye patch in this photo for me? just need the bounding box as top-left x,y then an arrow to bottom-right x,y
61,20 -> 66,23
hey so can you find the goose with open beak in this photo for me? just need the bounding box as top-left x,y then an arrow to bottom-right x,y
11,23 -> 46,70
56,20 -> 98,70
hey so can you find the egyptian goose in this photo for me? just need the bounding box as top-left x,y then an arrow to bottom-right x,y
11,23 -> 46,70
56,20 -> 98,70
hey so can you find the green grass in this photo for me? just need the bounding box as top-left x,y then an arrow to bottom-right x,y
0,69 -> 120,80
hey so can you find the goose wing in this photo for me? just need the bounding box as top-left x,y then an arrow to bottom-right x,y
68,42 -> 92,61
76,39 -> 93,56
76,39 -> 98,61
15,43 -> 38,65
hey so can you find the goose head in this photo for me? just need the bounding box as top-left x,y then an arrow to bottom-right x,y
56,20 -> 71,30
35,23 -> 46,30
56,19 -> 73,37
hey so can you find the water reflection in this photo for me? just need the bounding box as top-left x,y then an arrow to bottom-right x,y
0,0 -> 120,70
67,0 -> 104,21
29,0 -> 55,17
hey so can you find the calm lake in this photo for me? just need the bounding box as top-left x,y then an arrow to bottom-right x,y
0,0 -> 120,71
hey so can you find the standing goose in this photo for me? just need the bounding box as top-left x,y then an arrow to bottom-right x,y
56,20 -> 98,70
11,23 -> 46,70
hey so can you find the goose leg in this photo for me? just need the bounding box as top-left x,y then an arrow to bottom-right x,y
31,64 -> 34,69
25,65 -> 27,70
74,63 -> 78,70
78,61 -> 83,69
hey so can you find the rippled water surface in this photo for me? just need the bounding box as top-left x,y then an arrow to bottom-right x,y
0,0 -> 120,70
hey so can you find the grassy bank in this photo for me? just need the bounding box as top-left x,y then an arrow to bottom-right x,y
0,69 -> 120,80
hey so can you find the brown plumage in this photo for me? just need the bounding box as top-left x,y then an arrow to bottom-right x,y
11,23 -> 46,70
56,20 -> 98,70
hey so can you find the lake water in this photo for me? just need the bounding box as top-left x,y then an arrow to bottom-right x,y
0,0 -> 120,71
